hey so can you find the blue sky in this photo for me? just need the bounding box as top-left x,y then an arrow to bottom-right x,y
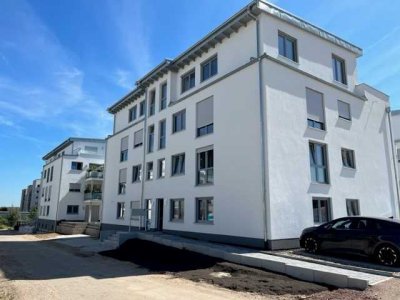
1,0 -> 399,207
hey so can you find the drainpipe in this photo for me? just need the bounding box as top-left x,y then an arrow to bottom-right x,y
129,87 -> 148,232
386,107 -> 400,218
248,1 -> 269,248
54,157 -> 64,232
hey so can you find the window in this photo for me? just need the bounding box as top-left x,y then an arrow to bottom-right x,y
48,186 -> 52,201
46,206 -> 50,216
146,162 -> 154,180
132,164 -> 142,183
332,55 -> 347,84
146,199 -> 152,221
129,106 -> 137,122
201,56 -> 218,81
346,199 -> 360,216
196,197 -> 214,223
118,168 -> 127,194
278,32 -> 297,62
341,148 -> 355,169
160,82 -> 167,110
197,147 -> 214,185
147,125 -> 154,153
171,153 -> 185,176
134,129 -> 143,148
173,110 -> 186,133
158,119 -> 166,149
170,199 -> 184,221
196,97 -> 214,137
117,202 -> 125,219
338,100 -> 351,121
84,146 -> 98,153
181,69 -> 195,93
46,168 -> 50,182
120,136 -> 129,162
158,158 -> 165,178
43,169 -> 46,179
50,166 -> 54,181
149,90 -> 156,116
309,142 -> 329,184
44,187 -> 48,201
139,100 -> 146,116
67,205 -> 79,215
313,198 -> 331,224
71,162 -> 83,171
306,88 -> 325,130
69,183 -> 81,192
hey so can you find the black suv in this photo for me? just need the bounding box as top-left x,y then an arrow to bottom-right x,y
300,217 -> 400,266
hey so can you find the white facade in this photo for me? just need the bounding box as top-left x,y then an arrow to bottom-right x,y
37,138 -> 105,231
101,0 -> 399,249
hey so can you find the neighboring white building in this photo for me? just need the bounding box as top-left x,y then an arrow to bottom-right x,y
37,138 -> 105,231
390,110 -> 400,185
101,0 -> 399,249
20,179 -> 41,212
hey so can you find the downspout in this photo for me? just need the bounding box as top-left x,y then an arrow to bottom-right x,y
248,2 -> 269,248
54,157 -> 64,232
386,107 -> 400,218
129,87 -> 148,231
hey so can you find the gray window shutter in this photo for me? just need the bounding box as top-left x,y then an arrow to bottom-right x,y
196,97 -> 214,128
119,168 -> 127,183
338,100 -> 351,120
121,136 -> 129,151
134,129 -> 143,145
306,89 -> 324,123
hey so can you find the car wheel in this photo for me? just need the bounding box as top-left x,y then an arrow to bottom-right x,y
304,236 -> 319,254
375,245 -> 399,266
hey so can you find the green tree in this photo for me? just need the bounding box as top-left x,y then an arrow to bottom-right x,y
7,208 -> 20,227
28,207 -> 38,223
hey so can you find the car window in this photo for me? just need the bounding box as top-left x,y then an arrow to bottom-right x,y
332,219 -> 352,229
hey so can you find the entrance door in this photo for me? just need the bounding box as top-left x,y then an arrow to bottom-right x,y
156,198 -> 164,231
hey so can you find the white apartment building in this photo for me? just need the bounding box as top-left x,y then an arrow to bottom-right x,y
20,179 -> 41,212
101,0 -> 399,249
37,138 -> 105,231
390,110 -> 400,182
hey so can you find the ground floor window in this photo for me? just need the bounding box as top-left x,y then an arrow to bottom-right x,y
117,202 -> 125,219
170,199 -> 184,221
312,198 -> 331,224
346,199 -> 360,216
67,205 -> 79,215
196,197 -> 214,223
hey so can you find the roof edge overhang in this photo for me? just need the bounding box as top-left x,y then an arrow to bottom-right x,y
42,137 -> 105,160
107,0 -> 363,115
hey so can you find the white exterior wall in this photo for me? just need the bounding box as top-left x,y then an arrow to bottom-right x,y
102,5 -> 398,248
38,140 -> 105,226
259,9 -> 358,92
264,59 -> 398,241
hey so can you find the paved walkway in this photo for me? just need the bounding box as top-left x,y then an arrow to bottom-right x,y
110,231 -> 391,290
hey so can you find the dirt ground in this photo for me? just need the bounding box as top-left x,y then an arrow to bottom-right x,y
0,230 -> 399,300
101,239 -> 328,296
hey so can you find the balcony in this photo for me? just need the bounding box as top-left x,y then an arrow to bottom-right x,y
86,171 -> 104,180
84,192 -> 102,201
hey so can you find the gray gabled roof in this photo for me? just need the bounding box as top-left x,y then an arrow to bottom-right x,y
107,0 -> 363,114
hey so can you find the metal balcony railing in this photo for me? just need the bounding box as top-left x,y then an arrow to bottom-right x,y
84,192 -> 102,200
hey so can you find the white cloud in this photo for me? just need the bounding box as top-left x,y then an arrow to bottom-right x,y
0,115 -> 15,127
0,0 -> 112,139
115,69 -> 134,89
107,0 -> 153,78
